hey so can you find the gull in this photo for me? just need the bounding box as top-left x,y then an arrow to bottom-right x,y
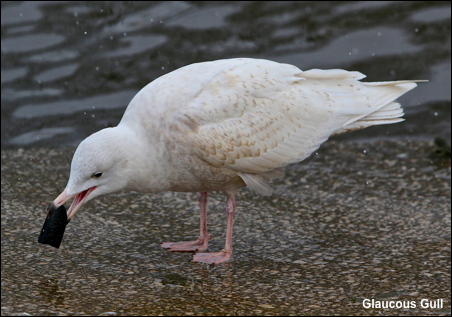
48,58 -> 421,264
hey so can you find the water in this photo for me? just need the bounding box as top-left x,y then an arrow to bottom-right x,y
1,1 -> 450,148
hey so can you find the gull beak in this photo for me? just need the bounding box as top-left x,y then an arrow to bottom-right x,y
53,188 -> 72,208
52,187 -> 96,221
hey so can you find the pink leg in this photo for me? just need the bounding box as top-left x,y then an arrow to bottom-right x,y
193,193 -> 236,264
161,192 -> 210,252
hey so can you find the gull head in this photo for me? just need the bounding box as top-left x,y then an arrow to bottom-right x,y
51,127 -> 135,221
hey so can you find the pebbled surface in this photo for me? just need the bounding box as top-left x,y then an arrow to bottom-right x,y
1,139 -> 450,315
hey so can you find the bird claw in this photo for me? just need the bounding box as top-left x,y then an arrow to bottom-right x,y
192,250 -> 232,264
161,238 -> 208,252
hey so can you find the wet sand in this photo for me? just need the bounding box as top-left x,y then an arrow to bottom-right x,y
1,139 -> 450,316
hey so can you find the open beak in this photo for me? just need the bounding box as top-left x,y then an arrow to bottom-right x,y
53,187 -> 97,221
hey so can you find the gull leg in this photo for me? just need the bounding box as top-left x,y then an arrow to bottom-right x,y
161,192 -> 210,252
193,193 -> 235,264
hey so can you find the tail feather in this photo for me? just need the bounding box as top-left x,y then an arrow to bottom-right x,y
364,102 -> 404,120
333,80 -> 423,136
362,82 -> 417,110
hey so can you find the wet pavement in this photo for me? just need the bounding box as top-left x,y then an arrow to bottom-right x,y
1,139 -> 450,316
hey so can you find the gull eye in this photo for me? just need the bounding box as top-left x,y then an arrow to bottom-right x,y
92,172 -> 103,178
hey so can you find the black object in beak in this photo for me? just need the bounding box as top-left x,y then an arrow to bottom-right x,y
38,203 -> 69,248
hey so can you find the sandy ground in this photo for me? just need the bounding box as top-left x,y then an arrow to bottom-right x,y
1,139 -> 450,316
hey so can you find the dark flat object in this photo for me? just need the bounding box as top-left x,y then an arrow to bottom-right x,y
38,204 -> 69,249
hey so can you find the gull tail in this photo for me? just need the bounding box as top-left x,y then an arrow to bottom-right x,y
333,80 -> 426,135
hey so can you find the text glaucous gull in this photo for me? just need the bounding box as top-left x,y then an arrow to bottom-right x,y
45,58 -> 422,264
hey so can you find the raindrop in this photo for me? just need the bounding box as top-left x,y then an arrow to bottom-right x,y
363,150 -> 367,154
92,106 -> 96,109
84,112 -> 87,115
84,31 -> 88,35
91,114 -> 96,118
19,13 -> 23,17
110,36 -> 114,40
100,9 -> 104,13
123,32 -> 127,36
434,112 -> 438,116
377,32 -> 381,36
95,67 -> 99,71
161,66 -> 165,70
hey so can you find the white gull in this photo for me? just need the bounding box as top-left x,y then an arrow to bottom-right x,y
50,58 -> 421,264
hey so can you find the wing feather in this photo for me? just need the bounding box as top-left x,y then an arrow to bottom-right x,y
168,60 -> 417,175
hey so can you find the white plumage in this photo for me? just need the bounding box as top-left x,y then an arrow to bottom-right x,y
49,58 -> 420,264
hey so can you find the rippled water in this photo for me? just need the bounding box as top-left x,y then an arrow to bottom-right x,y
1,1 -> 451,147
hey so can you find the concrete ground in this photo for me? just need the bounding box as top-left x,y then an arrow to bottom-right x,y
1,139 -> 450,316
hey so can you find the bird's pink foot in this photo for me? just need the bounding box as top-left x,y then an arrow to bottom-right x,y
192,250 -> 232,264
161,237 -> 209,252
